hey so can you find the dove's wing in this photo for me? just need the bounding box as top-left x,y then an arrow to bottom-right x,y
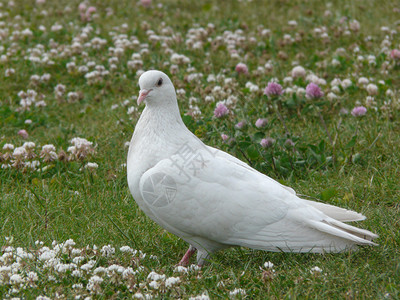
207,145 -> 365,222
206,145 -> 297,195
138,147 -> 376,253
138,148 -> 289,242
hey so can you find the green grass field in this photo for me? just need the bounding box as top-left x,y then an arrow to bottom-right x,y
1,0 -> 399,298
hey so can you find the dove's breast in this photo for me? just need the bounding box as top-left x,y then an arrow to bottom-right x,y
126,112 -> 194,220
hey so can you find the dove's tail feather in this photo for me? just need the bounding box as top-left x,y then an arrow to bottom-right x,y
306,218 -> 378,244
303,199 -> 366,222
225,215 -> 378,253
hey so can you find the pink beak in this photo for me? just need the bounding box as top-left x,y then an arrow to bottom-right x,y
137,89 -> 151,105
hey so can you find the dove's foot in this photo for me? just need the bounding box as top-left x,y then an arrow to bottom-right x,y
196,250 -> 210,266
177,245 -> 196,266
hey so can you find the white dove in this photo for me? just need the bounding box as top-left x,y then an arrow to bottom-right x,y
127,70 -> 378,266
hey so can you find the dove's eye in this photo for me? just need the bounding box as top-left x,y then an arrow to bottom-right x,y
157,78 -> 163,87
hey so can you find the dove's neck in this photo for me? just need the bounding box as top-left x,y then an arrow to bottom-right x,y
142,101 -> 185,131
128,100 -> 192,171
131,100 -> 191,155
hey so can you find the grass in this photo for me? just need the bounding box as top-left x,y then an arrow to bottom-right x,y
0,0 -> 399,298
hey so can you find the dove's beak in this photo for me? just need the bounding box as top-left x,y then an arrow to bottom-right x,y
137,89 -> 152,105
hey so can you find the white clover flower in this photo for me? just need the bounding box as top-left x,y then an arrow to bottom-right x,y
3,143 -> 15,151
85,162 -> 98,170
40,74 -> 51,82
311,266 -> 323,273
189,293 -> 210,300
35,100 -> 47,107
245,82 -> 259,92
36,296 -> 52,300
341,79 -> 352,89
188,264 -> 201,272
87,275 -> 103,294
283,34 -> 293,44
93,267 -> 107,275
205,95 -> 215,103
386,89 -> 394,97
149,280 -> 161,289
25,160 -> 40,169
10,274 -> 23,285
331,58 -> 340,67
54,84 -> 66,96
68,137 -> 95,160
66,61 -> 76,72
78,66 -> 89,73
72,256 -> 84,264
23,142 -> 35,149
133,292 -> 145,299
51,23 -> 63,32
27,271 -> 38,282
55,262 -> 77,273
40,144 -> 57,162
13,146 -> 27,158
100,245 -> 115,257
365,96 -> 376,107
366,83 -> 378,95
41,144 -> 56,152
229,288 -> 246,296
147,271 -> 166,281
127,59 -> 143,70
62,239 -> 76,252
174,265 -> 188,273
38,249 -> 56,261
176,89 -> 186,96
296,87 -> 306,97
327,92 -> 337,100
285,87 -> 294,95
349,20 -> 360,32
291,65 -> 306,78
165,276 -> 180,287
331,86 -> 341,93
127,106 -> 137,115
171,53 -> 190,64
283,76 -> 293,85
122,267 -> 135,279
264,261 -> 274,269
5,68 -> 15,77
207,74 -> 216,82
81,260 -> 96,271
107,264 -> 125,274
120,245 -> 134,253
358,77 -> 369,85
67,92 -> 79,103
71,270 -> 83,277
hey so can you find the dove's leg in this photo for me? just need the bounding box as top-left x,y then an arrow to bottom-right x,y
177,245 -> 196,266
196,250 -> 210,266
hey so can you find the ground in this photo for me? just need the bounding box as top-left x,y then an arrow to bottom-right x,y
0,0 -> 399,298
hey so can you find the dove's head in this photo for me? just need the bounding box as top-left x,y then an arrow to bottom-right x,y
137,70 -> 176,106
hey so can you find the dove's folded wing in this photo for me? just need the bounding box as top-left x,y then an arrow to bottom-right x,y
138,147 -> 377,253
206,146 -> 366,223
206,145 -> 297,194
138,148 -> 292,244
